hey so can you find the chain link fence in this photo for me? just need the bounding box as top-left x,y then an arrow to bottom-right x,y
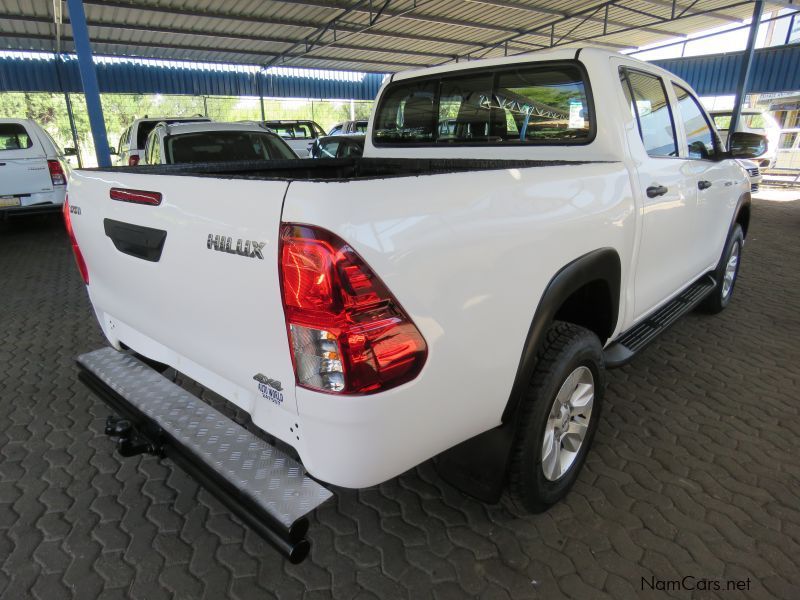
0,92 -> 373,167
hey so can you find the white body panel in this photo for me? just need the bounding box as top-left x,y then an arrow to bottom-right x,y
67,47 -> 748,488
0,118 -> 68,210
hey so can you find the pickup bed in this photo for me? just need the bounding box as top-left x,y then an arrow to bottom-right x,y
66,47 -> 760,561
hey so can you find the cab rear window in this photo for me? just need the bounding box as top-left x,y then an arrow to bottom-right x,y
373,62 -> 593,146
0,124 -> 33,151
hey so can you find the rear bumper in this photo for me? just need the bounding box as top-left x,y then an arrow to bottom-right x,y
77,347 -> 333,563
0,202 -> 63,218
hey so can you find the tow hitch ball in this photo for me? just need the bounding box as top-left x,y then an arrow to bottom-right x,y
104,415 -> 162,457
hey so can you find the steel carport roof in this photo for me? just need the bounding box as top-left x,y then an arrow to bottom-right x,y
0,1 -> 791,73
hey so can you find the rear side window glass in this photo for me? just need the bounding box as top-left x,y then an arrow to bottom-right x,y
0,124 -> 33,151
620,68 -> 677,158
353,121 -> 368,133
373,63 -> 592,146
374,80 -> 438,144
672,84 -> 716,159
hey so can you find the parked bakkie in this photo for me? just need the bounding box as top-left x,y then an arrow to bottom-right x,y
65,48 -> 764,562
0,118 -> 75,218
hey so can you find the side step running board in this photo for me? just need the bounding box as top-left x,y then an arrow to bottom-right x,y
77,347 -> 333,563
604,274 -> 716,368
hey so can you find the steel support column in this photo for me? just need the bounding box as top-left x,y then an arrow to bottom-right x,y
65,0 -> 110,167
54,54 -> 83,168
728,1 -> 764,143
258,72 -> 266,121
64,93 -> 83,168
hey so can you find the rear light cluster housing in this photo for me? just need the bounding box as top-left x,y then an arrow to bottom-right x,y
47,160 -> 66,186
62,196 -> 89,285
279,224 -> 427,395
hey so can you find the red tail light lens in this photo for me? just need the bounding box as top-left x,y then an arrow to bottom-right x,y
62,197 -> 89,285
110,188 -> 162,206
48,159 -> 66,186
128,155 -> 140,166
279,224 -> 427,395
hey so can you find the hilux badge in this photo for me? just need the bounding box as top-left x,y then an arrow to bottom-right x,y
207,234 -> 265,259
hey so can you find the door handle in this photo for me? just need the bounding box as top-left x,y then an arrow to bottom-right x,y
698,180 -> 712,190
646,185 -> 668,198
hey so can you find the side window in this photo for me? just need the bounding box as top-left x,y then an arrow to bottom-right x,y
620,68 -> 677,158
672,84 -> 717,159
319,139 -> 340,158
145,131 -> 160,164
118,127 -> 129,153
372,80 -> 438,144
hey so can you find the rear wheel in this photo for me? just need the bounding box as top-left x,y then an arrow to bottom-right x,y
699,224 -> 743,314
509,322 -> 605,513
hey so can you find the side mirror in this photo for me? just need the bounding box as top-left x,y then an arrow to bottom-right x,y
63,147 -> 77,156
729,131 -> 767,159
108,146 -> 118,155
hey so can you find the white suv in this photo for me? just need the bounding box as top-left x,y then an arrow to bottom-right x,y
114,116 -> 211,166
142,121 -> 297,165
0,118 -> 75,218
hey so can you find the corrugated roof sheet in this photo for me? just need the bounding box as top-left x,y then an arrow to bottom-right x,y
652,44 -> 800,95
0,53 -> 386,99
0,0 -> 789,72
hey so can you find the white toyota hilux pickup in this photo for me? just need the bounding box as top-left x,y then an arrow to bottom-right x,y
66,48 -> 764,562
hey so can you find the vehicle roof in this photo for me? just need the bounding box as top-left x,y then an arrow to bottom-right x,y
263,119 -> 318,124
154,121 -> 274,136
133,116 -> 210,125
318,134 -> 365,143
0,118 -> 40,127
390,46 -> 661,82
708,109 -> 763,114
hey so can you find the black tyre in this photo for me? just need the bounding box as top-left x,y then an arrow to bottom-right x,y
509,321 -> 605,513
699,224 -> 744,315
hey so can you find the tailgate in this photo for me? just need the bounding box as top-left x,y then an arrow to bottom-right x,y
0,157 -> 54,196
68,170 -> 297,418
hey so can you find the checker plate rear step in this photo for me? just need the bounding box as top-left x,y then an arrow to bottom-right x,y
604,274 -> 717,368
77,347 -> 333,563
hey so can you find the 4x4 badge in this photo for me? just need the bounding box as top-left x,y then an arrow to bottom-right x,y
207,234 -> 265,259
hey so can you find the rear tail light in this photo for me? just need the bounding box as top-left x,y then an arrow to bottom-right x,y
48,159 -> 66,186
128,155 -> 140,166
110,188 -> 162,205
279,224 -> 427,395
62,196 -> 89,285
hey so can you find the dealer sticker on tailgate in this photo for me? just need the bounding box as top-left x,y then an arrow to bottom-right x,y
0,196 -> 21,208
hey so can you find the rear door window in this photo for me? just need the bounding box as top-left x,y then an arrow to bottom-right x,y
373,63 -> 592,146
0,123 -> 33,151
620,68 -> 678,158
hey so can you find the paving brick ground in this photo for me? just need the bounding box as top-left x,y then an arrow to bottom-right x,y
0,197 -> 798,600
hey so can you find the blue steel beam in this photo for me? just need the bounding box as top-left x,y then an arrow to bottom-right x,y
728,1 -> 765,143
65,0 -> 111,167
